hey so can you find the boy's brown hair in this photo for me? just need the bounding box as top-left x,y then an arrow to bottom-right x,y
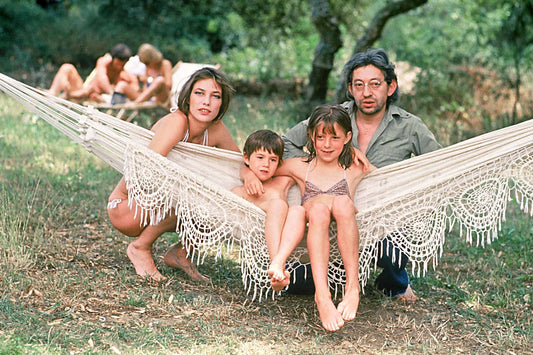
243,129 -> 284,163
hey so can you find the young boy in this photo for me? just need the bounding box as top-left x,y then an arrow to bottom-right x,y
232,130 -> 305,291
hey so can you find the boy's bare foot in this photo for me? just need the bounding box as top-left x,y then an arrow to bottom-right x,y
316,296 -> 345,332
337,289 -> 360,321
270,270 -> 290,292
396,285 -> 418,301
126,242 -> 166,282
163,243 -> 209,282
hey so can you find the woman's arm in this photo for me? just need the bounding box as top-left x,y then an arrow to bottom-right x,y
148,112 -> 188,156
210,121 -> 240,152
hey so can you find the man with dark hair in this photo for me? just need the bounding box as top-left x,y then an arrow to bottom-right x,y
279,48 -> 442,300
46,43 -> 138,103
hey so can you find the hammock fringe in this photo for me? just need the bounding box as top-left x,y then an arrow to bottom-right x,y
1,72 -> 532,302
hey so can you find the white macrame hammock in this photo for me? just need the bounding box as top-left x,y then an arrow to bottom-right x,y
1,72 -> 531,301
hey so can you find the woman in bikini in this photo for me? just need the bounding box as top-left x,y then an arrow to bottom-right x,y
269,104 -> 374,332
107,67 -> 240,282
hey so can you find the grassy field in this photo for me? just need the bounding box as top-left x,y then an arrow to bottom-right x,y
0,93 -> 531,354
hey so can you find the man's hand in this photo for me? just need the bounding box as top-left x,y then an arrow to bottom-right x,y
352,148 -> 371,171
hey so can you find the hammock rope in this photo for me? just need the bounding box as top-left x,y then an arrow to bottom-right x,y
1,72 -> 532,301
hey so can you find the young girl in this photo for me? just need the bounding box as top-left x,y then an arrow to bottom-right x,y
271,104 -> 374,332
107,67 -> 240,282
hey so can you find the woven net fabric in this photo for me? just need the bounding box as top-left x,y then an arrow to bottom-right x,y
122,124 -> 532,301
1,72 -> 532,302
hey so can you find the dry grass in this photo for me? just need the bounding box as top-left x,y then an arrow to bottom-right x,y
0,93 -> 532,354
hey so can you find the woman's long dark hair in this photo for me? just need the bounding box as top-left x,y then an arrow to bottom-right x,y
177,67 -> 235,121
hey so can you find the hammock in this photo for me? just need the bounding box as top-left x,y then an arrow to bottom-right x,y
1,72 -> 532,301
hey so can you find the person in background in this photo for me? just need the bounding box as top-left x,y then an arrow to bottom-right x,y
116,43 -> 172,107
45,43 -> 138,103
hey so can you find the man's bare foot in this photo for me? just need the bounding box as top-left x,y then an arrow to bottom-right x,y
126,242 -> 166,282
396,285 -> 418,301
163,243 -> 209,282
270,270 -> 290,292
316,296 -> 345,332
337,289 -> 360,321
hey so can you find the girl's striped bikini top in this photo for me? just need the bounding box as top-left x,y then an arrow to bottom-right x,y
300,161 -> 350,205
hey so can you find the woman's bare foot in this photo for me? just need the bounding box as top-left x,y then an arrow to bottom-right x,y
316,296 -> 345,331
270,270 -> 290,292
163,243 -> 209,282
126,242 -> 166,282
396,285 -> 418,301
337,289 -> 360,321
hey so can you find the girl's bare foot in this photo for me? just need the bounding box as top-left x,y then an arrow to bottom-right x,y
396,285 -> 418,301
270,270 -> 290,292
267,260 -> 287,281
316,296 -> 345,331
126,242 -> 166,282
337,289 -> 360,321
163,244 -> 210,282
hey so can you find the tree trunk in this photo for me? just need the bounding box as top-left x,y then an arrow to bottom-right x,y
335,0 -> 428,103
306,0 -> 343,105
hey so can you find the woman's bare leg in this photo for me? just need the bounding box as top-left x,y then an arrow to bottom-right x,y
134,76 -> 169,104
126,214 -> 178,281
163,242 -> 209,282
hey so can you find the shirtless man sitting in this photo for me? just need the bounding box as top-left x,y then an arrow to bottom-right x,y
46,43 -> 138,103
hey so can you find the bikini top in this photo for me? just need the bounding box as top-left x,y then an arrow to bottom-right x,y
169,107 -> 209,146
301,161 -> 351,205
181,129 -> 209,146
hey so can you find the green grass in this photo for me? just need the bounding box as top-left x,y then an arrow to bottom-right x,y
0,93 -> 531,354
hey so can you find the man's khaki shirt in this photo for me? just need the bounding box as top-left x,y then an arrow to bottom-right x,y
282,101 -> 441,168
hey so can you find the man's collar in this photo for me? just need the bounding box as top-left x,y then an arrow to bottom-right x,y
384,105 -> 402,122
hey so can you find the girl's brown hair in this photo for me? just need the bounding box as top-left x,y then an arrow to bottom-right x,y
306,104 -> 354,168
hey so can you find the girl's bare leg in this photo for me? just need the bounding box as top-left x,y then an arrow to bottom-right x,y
268,205 -> 306,291
307,203 -> 344,332
332,196 -> 360,321
114,80 -> 141,101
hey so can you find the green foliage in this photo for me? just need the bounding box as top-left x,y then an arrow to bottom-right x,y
229,0 -> 310,42
372,0 -> 533,145
0,1 -> 54,70
379,0 -> 502,69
